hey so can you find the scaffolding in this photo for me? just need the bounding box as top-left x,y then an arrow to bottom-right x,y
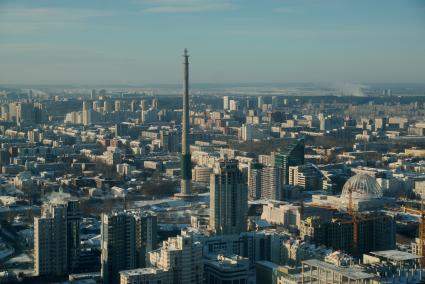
301,259 -> 376,284
402,201 -> 425,264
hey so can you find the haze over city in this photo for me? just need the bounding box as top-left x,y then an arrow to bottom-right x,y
1,0 -> 425,85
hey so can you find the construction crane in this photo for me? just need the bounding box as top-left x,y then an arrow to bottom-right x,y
402,200 -> 425,263
347,185 -> 359,254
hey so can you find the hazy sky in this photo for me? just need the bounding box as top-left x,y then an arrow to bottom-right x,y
0,0 -> 424,85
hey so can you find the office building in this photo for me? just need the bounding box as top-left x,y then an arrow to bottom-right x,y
210,159 -> 248,235
204,254 -> 249,284
273,139 -> 305,185
289,163 -> 323,191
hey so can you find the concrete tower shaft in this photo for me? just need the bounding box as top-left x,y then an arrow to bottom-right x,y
179,49 -> 192,197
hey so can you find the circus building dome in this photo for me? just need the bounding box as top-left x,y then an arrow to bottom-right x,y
340,174 -> 383,201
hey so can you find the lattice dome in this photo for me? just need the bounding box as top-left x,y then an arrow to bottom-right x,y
340,174 -> 383,200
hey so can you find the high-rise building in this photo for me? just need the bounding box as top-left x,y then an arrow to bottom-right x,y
140,100 -> 147,111
248,162 -> 263,200
130,100 -> 138,112
1,104 -> 9,120
91,89 -> 96,100
101,210 -> 157,284
135,212 -> 158,268
261,167 -> 282,200
160,129 -> 180,153
114,100 -> 122,112
103,100 -> 113,113
176,49 -> 193,198
210,159 -> 248,235
223,96 -> 229,110
152,97 -> 158,110
273,139 -> 305,185
148,232 -> 203,284
16,102 -> 35,126
82,101 -> 92,126
115,123 -> 129,137
67,200 -> 81,273
34,200 -> 81,276
258,96 -> 264,109
0,148 -> 10,170
229,99 -> 239,111
34,203 -> 68,277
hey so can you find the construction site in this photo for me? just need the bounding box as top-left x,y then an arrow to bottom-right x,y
302,174 -> 396,257
301,250 -> 424,283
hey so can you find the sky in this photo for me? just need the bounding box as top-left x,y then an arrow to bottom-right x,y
0,0 -> 424,85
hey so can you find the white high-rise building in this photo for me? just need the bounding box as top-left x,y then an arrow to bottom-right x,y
223,96 -> 229,110
258,96 -> 264,109
229,99 -> 239,111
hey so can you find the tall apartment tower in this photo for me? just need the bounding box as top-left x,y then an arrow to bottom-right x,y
248,162 -> 263,200
101,210 -> 158,284
210,159 -> 248,235
101,212 -> 136,284
223,96 -> 230,110
176,49 -> 194,198
135,212 -> 158,268
148,231 -> 203,284
16,102 -> 35,127
103,100 -> 113,113
261,167 -> 282,200
82,101 -> 92,126
273,139 -> 305,185
67,200 -> 81,273
34,202 -> 69,276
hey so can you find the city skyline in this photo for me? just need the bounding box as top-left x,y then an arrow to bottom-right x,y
1,0 -> 425,85
2,1 -> 425,283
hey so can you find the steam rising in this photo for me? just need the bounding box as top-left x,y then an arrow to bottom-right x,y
333,83 -> 368,97
44,191 -> 72,205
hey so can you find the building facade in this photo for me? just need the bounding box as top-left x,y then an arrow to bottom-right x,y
210,159 -> 248,235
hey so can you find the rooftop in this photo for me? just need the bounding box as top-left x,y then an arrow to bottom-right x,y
302,259 -> 375,280
370,250 -> 422,262
120,267 -> 165,277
